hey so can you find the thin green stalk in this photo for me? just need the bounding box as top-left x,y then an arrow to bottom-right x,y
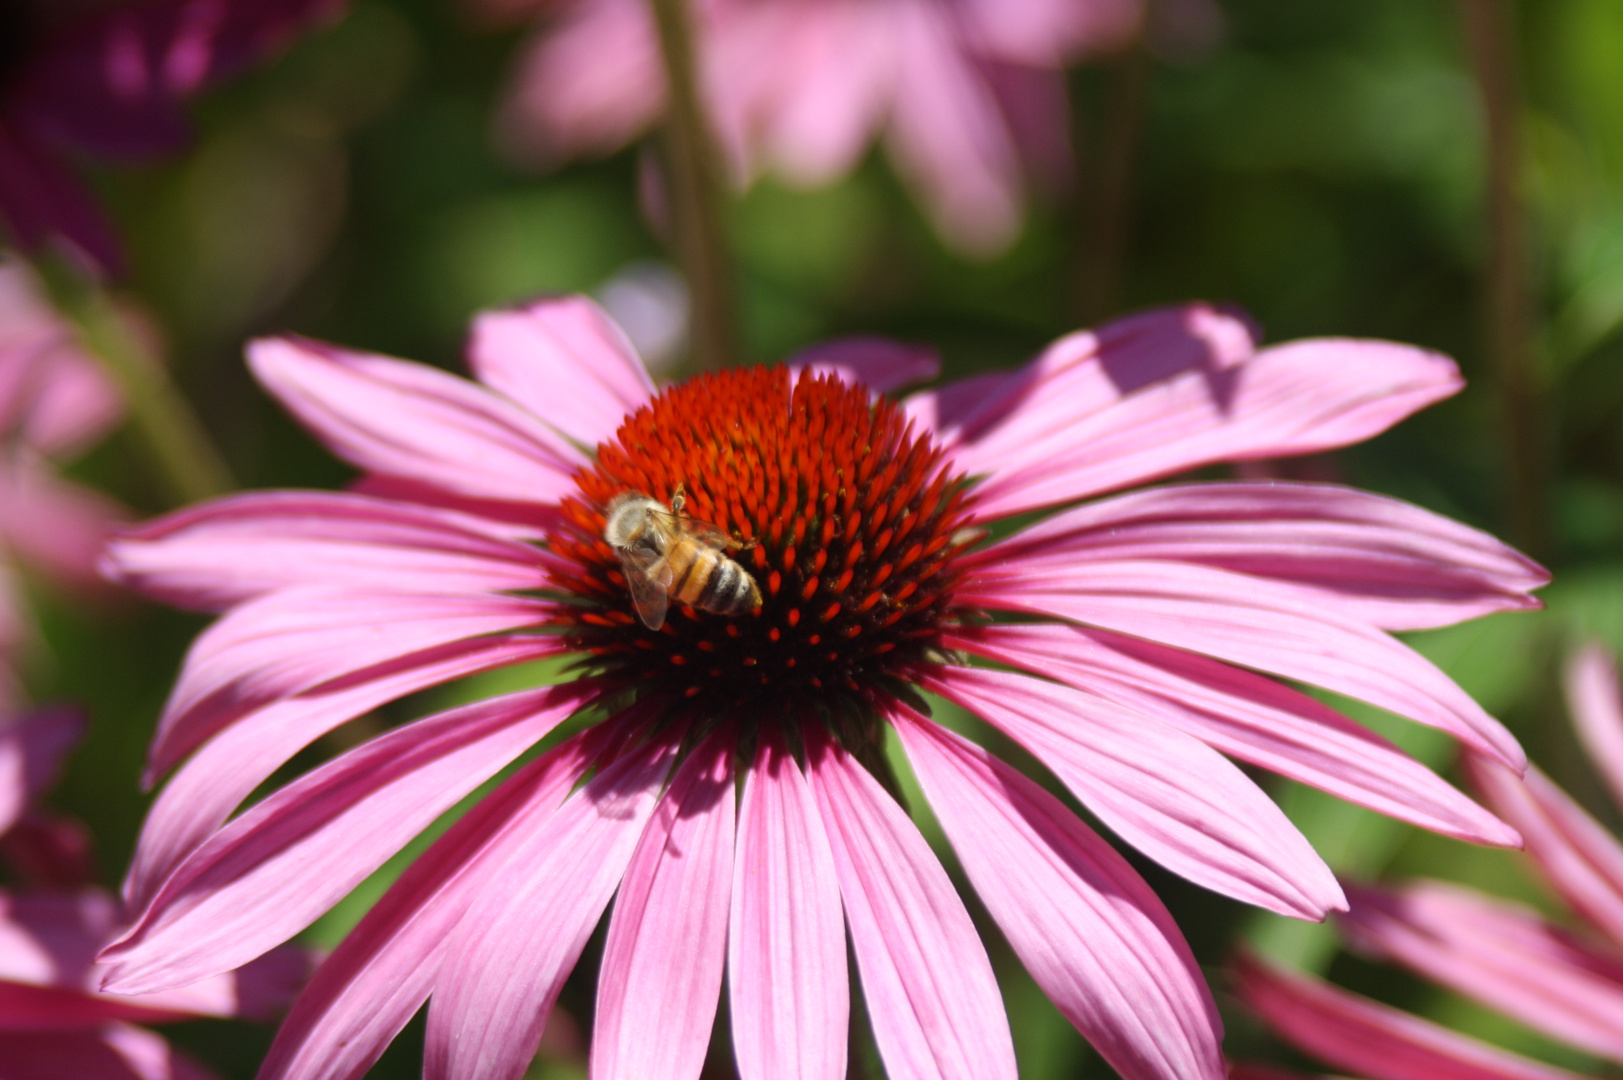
649,0 -> 740,370
1458,0 -> 1545,558
63,288 -> 235,505
1075,46 -> 1149,324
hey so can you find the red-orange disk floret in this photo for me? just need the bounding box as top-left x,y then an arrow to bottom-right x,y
546,367 -> 975,717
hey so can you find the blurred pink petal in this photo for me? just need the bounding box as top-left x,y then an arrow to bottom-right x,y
593,732 -> 734,1080
1340,880 -> 1623,1064
891,705 -> 1224,1080
953,624 -> 1518,847
1567,644 -> 1623,812
1232,952 -> 1584,1080
806,727 -> 1017,1080
0,707 -> 84,835
0,464 -> 125,591
787,335 -> 942,394
1468,756 -> 1623,946
924,665 -> 1344,919
0,1023 -> 217,1080
424,735 -> 676,1080
468,295 -> 655,448
728,730 -> 848,1080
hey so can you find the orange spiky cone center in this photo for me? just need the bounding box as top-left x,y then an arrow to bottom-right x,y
546,367 -> 974,720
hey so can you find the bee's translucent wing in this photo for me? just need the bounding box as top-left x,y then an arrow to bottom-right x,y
618,551 -> 673,630
651,505 -> 735,550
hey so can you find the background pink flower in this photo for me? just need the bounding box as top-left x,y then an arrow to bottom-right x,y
0,0 -> 348,273
1234,643 -> 1623,1080
0,704 -> 314,1080
478,0 -> 1143,256
98,296 -> 1542,1080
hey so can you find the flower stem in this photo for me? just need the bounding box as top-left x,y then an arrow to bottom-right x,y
1457,0 -> 1545,558
649,0 -> 739,369
64,288 -> 236,505
1075,46 -> 1149,323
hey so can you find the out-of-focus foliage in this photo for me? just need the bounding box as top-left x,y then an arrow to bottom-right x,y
9,0 -> 1623,1077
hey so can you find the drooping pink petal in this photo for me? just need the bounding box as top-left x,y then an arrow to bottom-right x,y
951,624 -> 1518,847
424,734 -> 679,1080
0,122 -> 124,274
147,585 -> 548,780
593,731 -> 735,1080
968,482 -> 1547,631
247,336 -> 584,505
0,706 -> 83,835
961,559 -> 1524,769
958,0 -> 1143,66
729,728 -> 848,1080
804,727 -> 1017,1080
1566,645 -> 1623,813
123,633 -> 563,911
103,491 -> 549,613
1467,757 -> 1623,946
0,1024 -> 215,1080
493,0 -> 664,166
884,0 -> 1023,257
1340,880 -> 1623,1064
923,665 -> 1344,919
19,334 -> 122,459
467,295 -> 653,449
257,728 -> 604,1080
889,706 -> 1224,1080
101,683 -> 590,994
906,306 -> 1460,517
787,337 -> 941,396
1232,951 -> 1584,1080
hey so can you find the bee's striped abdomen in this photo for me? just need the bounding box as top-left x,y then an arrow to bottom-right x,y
697,556 -> 761,615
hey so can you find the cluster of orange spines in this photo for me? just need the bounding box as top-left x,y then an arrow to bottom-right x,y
545,366 -> 975,715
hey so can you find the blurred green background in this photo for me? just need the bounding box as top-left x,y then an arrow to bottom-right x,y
17,0 -> 1623,1076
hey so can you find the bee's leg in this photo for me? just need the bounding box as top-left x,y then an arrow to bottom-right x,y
671,482 -> 687,515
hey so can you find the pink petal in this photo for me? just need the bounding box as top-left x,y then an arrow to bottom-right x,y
804,727 -> 1017,1080
786,336 -> 941,394
0,706 -> 83,835
969,482 -> 1547,631
104,491 -> 549,613
424,733 -> 679,1080
1232,951 -> 1584,1080
257,729 -> 603,1080
884,0 -> 1023,257
1341,880 -> 1623,1063
729,729 -> 848,1080
889,706 -> 1224,1080
0,466 -> 125,590
1467,757 -> 1623,945
0,122 -> 125,274
907,307 -> 1459,517
962,559 -> 1524,770
951,624 -> 1518,847
147,585 -> 548,781
247,335 -> 584,505
467,295 -> 653,449
19,335 -> 122,459
1566,644 -> 1623,813
123,634 -> 561,912
593,731 -> 735,1080
0,1024 -> 216,1080
100,683 -> 590,994
922,665 -> 1344,919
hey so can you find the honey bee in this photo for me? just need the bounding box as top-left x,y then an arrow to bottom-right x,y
604,485 -> 762,631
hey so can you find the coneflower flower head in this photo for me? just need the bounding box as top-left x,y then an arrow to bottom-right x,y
96,296 -> 1544,1080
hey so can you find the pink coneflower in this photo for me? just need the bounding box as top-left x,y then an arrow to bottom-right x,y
479,0 -> 1142,256
98,295 -> 1541,1080
0,258 -> 124,688
0,0 -> 347,273
1233,643 -> 1623,1080
0,704 -> 312,1080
